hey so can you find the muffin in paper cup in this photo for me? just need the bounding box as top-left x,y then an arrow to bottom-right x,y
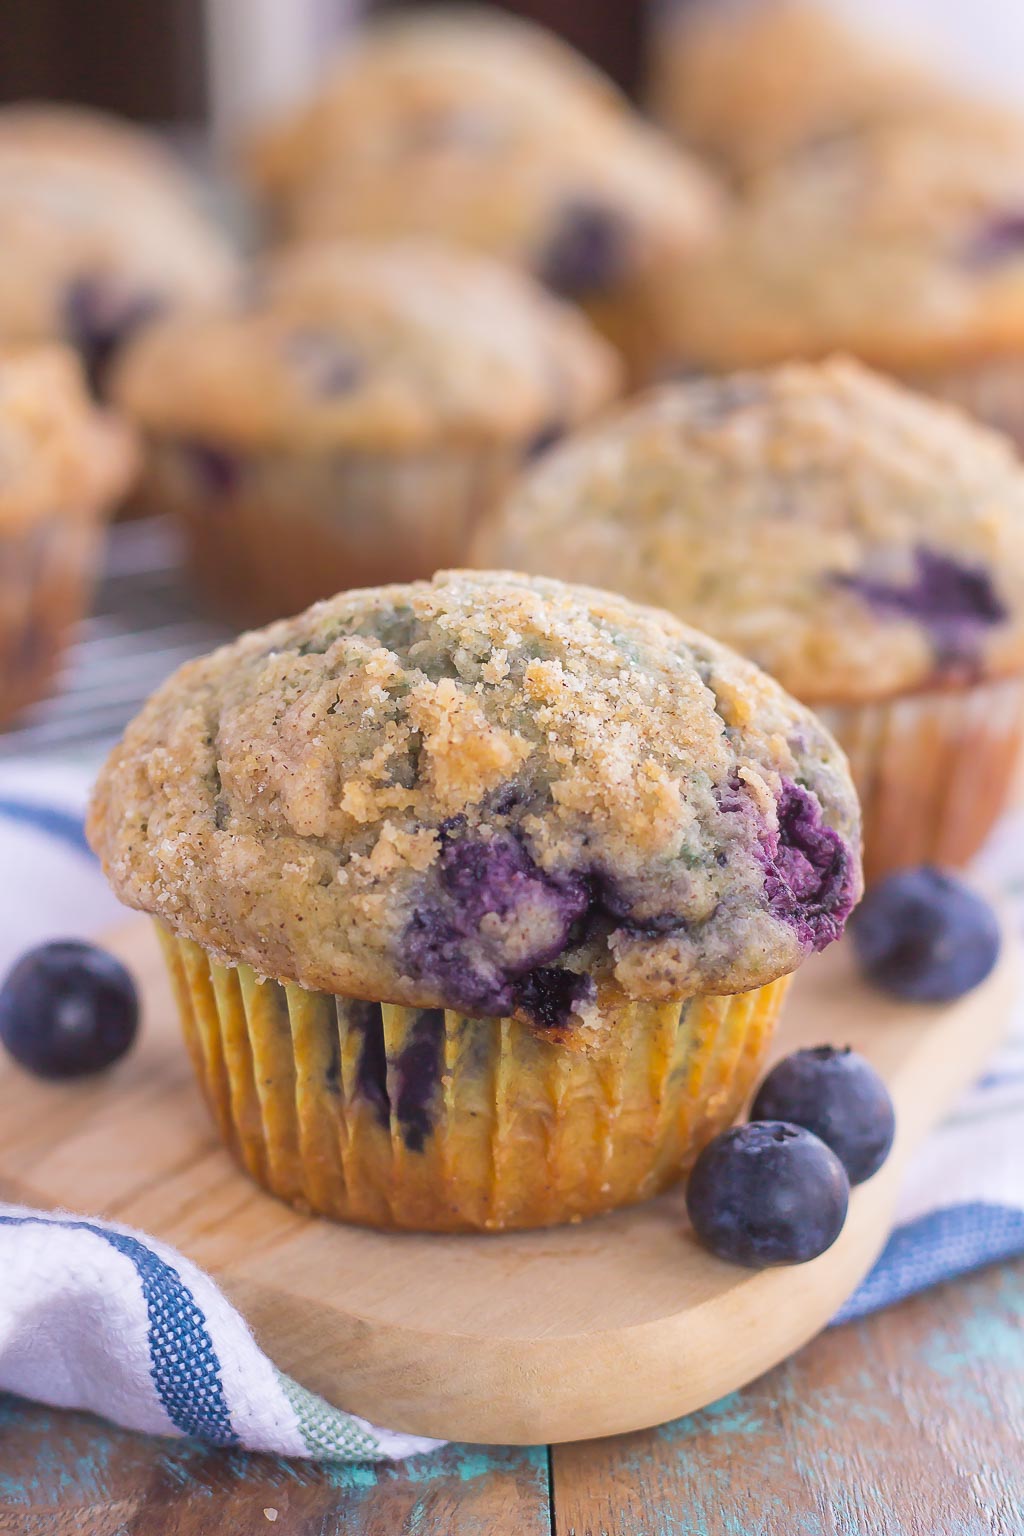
89,571 -> 860,1233
158,925 -> 789,1230
475,360 -> 1024,881
0,347 -> 135,727
242,8 -> 723,383
112,240 -> 620,628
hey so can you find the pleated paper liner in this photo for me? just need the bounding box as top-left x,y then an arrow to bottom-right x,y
141,440 -> 527,629
0,513 -> 103,727
820,673 -> 1024,884
157,924 -> 790,1233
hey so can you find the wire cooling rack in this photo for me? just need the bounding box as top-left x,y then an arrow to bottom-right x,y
0,520 -> 231,767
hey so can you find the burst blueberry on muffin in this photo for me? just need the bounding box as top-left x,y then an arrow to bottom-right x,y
0,346 -> 135,725
643,111 -> 1024,439
87,569 -> 861,1231
243,7 -> 723,379
475,359 -> 1024,880
648,0 -> 962,179
112,239 -> 620,627
0,104 -> 237,395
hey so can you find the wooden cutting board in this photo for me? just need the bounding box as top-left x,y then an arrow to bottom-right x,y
0,918 -> 1014,1445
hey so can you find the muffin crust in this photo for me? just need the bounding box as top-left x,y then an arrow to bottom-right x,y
112,240 -> 620,453
476,359 -> 1024,701
90,571 -> 860,1033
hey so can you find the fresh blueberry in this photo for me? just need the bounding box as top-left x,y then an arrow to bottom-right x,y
850,867 -> 1000,1004
750,1046 -> 895,1184
686,1122 -> 849,1268
0,940 -> 139,1079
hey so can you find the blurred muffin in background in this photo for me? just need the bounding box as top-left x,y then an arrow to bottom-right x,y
475,359 -> 1024,881
649,0 -> 964,179
112,238 -> 620,628
641,112 -> 1024,441
0,104 -> 238,397
244,6 -> 723,378
0,346 -> 135,726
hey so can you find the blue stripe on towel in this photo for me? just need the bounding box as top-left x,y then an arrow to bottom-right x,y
835,1202 -> 1024,1324
0,1215 -> 236,1443
0,799 -> 92,859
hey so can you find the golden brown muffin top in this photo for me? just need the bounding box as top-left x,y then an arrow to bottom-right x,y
89,570 -> 861,1035
0,346 -> 136,530
475,359 -> 1024,702
649,0 -> 962,178
112,240 -> 621,452
245,9 -> 722,305
652,113 -> 1024,375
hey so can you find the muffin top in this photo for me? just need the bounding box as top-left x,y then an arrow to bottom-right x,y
655,114 -> 1024,374
245,9 -> 721,305
0,105 -> 237,385
112,240 -> 621,452
650,0 -> 958,178
0,346 -> 136,530
88,570 -> 861,1037
475,360 -> 1024,702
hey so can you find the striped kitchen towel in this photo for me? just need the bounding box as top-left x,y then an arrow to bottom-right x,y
0,757 -> 1022,1455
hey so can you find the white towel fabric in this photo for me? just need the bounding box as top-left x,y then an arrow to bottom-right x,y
0,758 -> 1021,1453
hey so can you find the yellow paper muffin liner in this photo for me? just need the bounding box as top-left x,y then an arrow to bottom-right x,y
156,925 -> 790,1233
819,673 -> 1024,884
142,439 -> 528,628
0,512 -> 104,727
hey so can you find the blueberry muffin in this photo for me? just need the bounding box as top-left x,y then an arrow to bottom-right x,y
88,570 -> 861,1231
112,239 -> 620,627
475,359 -> 1024,880
0,104 -> 237,396
244,8 -> 723,379
0,346 -> 135,725
648,0 -> 960,179
644,112 -> 1024,440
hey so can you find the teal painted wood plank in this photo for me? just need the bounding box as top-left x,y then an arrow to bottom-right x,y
0,1397 -> 550,1536
551,1258 -> 1024,1536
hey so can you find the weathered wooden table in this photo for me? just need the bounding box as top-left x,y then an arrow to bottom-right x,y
2,1257 -> 1021,1535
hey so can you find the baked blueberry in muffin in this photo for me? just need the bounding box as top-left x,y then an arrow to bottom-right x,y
0,104 -> 237,396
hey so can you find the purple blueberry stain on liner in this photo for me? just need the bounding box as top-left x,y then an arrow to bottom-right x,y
349,1000 -> 389,1127
834,546 -> 1006,669
393,1009 -> 445,1153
